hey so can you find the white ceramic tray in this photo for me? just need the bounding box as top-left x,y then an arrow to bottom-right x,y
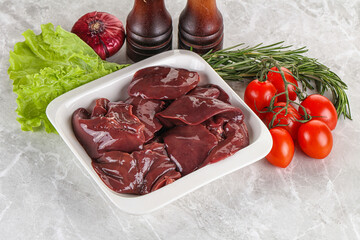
46,50 -> 272,215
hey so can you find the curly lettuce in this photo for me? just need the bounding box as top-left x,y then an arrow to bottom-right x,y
8,23 -> 128,133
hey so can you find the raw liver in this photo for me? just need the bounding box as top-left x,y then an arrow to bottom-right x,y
125,97 -> 165,142
92,145 -> 181,194
127,66 -> 199,100
163,124 -> 218,175
72,99 -> 145,159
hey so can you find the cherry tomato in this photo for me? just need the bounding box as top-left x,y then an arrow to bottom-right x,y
266,127 -> 294,168
298,94 -> 337,130
244,79 -> 277,119
267,67 -> 298,102
264,102 -> 301,141
298,120 -> 333,159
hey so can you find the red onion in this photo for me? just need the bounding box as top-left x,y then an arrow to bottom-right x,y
71,11 -> 126,60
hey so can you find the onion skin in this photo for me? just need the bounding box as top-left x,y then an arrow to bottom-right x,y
71,11 -> 125,60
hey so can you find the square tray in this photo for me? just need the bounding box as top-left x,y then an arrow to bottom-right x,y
46,50 -> 272,215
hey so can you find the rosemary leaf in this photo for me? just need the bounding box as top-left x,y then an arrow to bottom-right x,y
202,42 -> 351,119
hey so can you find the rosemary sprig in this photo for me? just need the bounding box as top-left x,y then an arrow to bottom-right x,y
202,42 -> 351,119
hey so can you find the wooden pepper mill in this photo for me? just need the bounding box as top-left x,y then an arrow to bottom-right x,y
126,0 -> 173,62
178,0 -> 224,54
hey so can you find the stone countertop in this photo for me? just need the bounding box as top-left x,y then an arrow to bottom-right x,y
1,0 -> 360,239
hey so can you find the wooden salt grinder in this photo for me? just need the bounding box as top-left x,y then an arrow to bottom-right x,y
126,0 -> 173,62
178,0 -> 224,54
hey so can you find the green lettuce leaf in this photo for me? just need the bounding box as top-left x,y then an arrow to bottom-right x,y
8,23 -> 128,133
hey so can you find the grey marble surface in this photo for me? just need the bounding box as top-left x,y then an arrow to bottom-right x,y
1,0 -> 360,239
